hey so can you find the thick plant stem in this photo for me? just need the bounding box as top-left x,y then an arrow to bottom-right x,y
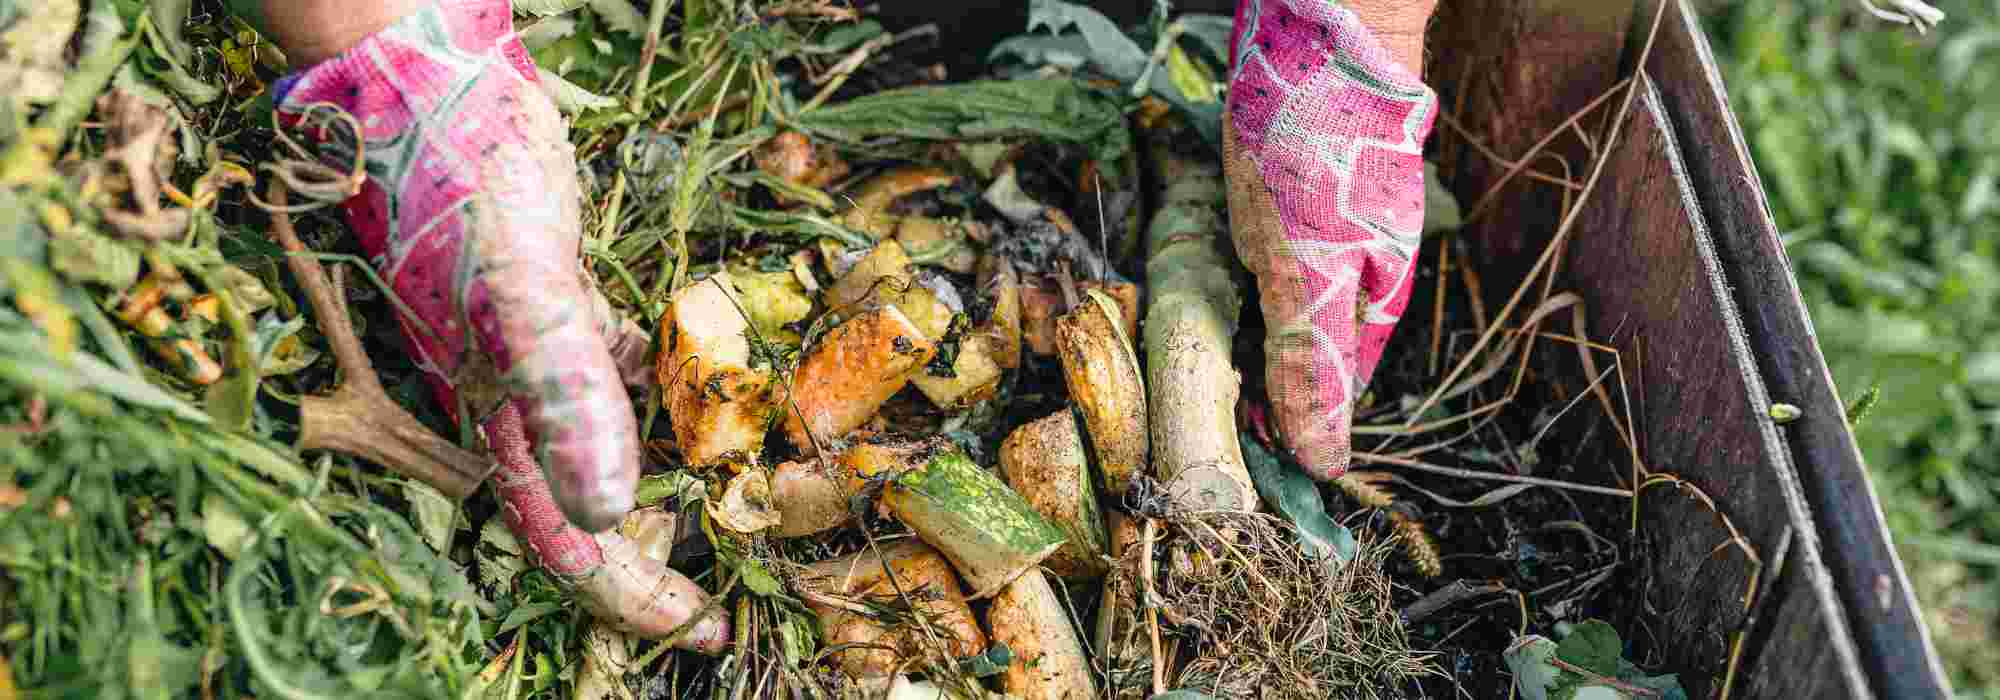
267,181 -> 488,499
488,404 -> 731,652
1141,122 -> 1257,512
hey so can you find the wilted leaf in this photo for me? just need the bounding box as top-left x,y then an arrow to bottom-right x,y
587,0 -> 646,36
519,15 -> 579,49
1017,0 -> 1149,80
537,67 -> 618,113
148,0 -> 194,64
574,624 -> 636,700
212,264 -> 275,313
477,518 -> 530,592
1241,431 -> 1357,563
256,313 -> 321,377
514,0 -> 591,16
1164,44 -> 1217,104
989,33 -> 1093,71
0,0 -> 79,108
404,479 -> 458,553
708,469 -> 780,534
201,493 -> 254,559
797,78 -> 1133,179
48,227 -> 142,288
1175,14 -> 1234,65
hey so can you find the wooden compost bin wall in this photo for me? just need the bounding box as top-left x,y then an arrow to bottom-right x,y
1428,1 -> 1950,698
881,1 -> 1950,697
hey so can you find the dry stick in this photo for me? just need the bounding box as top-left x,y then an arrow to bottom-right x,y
1403,0 -> 1669,430
1429,234 -> 1450,378
1141,518 -> 1166,698
1721,525 -> 1792,700
1351,451 -> 1631,499
1503,152 -> 1578,402
800,31 -> 898,113
267,181 -> 490,499
1457,240 -> 1489,333
1548,657 -> 1661,698
1435,112 -> 1584,190
1458,75 -> 1634,226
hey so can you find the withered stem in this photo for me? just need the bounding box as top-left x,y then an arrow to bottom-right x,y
268,180 -> 489,498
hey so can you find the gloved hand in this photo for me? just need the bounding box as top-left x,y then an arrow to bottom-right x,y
1224,0 -> 1439,480
270,0 -> 648,533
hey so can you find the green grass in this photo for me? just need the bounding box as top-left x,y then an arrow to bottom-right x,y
1701,0 -> 2000,693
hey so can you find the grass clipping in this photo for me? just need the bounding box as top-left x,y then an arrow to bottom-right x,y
1115,505 -> 1437,699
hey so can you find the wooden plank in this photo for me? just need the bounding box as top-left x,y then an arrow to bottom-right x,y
1426,0 -> 1633,296
1631,2 -> 1950,697
1559,77 -> 1872,700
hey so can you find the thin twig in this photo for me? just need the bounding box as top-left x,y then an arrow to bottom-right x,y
1459,76 -> 1634,226
1142,517 -> 1166,698
1352,451 -> 1632,499
1548,657 -> 1661,697
1436,111 -> 1585,190
1404,0 -> 1670,430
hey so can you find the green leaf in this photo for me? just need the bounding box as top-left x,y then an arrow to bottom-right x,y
404,479 -> 459,553
201,493 -> 255,559
1176,15 -> 1235,65
498,601 -> 565,633
476,518 -> 530,592
989,33 -> 1093,71
1017,0 -> 1150,81
955,641 -> 1012,678
634,470 -> 706,507
796,78 -> 1134,179
1424,162 -> 1464,233
1555,619 -> 1623,677
812,20 -> 885,54
738,558 -> 783,597
587,0 -> 646,36
1240,431 -> 1356,563
1164,44 -> 1218,105
513,0 -> 591,16
1502,636 -> 1563,700
537,67 -> 617,113
48,227 -> 142,288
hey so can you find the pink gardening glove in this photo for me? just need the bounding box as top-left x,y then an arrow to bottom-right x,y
1224,0 -> 1438,480
273,0 -> 728,649
273,0 -> 644,533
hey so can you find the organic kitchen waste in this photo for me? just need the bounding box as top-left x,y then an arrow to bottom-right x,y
0,0 -> 1751,698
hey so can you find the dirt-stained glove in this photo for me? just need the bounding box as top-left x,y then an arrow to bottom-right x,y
271,0 -> 647,532
1223,0 -> 1439,480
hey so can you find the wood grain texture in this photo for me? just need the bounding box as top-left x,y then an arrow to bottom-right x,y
1427,0 -> 1634,294
1561,80 -> 1871,700
1632,3 -> 1950,696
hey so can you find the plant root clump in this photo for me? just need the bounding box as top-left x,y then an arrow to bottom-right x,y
1131,510 -> 1440,700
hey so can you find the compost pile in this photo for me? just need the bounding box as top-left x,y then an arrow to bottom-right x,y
0,1 -> 1709,698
